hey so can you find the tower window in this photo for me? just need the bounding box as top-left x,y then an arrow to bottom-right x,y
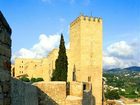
83,84 -> 86,90
88,76 -> 91,82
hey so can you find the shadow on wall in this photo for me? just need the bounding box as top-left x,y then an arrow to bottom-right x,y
82,82 -> 95,105
92,95 -> 96,105
11,78 -> 38,105
37,87 -> 58,105
11,78 -> 58,105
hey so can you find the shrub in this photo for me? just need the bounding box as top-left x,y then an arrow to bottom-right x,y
31,77 -> 36,83
20,77 -> 30,82
31,77 -> 44,83
36,78 -> 44,82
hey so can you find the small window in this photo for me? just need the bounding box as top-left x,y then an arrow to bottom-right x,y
84,17 -> 86,20
88,76 -> 91,82
83,84 -> 86,90
22,61 -> 23,63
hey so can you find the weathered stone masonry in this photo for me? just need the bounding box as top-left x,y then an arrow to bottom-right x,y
0,11 -> 12,105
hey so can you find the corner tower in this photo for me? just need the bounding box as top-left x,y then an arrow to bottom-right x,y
68,15 -> 103,105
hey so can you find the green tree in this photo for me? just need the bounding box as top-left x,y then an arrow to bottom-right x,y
31,77 -> 36,83
105,89 -> 120,100
51,34 -> 68,81
20,77 -> 30,82
31,77 -> 44,83
36,77 -> 44,82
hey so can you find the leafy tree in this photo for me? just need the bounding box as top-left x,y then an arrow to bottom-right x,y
51,34 -> 68,81
105,89 -> 120,100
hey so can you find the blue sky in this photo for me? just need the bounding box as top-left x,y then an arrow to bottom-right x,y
0,0 -> 140,68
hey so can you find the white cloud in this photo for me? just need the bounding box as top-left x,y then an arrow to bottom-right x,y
12,34 -> 60,62
107,41 -> 134,58
103,40 -> 140,69
12,33 -> 140,69
32,34 -> 60,57
12,34 -> 70,63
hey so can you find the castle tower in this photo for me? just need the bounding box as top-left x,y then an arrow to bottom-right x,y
68,15 -> 103,105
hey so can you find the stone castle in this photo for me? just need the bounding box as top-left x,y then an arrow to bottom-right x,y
0,11 -> 103,105
12,15 -> 103,105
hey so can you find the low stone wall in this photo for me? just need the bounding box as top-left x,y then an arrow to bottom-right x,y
11,78 -> 38,105
69,82 -> 83,98
34,81 -> 92,105
66,96 -> 82,105
0,11 -> 11,105
34,81 -> 66,105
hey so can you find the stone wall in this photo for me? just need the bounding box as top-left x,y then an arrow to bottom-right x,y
34,81 -> 92,105
69,82 -> 83,97
65,96 -> 82,105
0,11 -> 12,105
11,78 -> 38,105
34,81 -> 66,105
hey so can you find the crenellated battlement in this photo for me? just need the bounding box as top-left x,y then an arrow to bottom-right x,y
70,15 -> 102,27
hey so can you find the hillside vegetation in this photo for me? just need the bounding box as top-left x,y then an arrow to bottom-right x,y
104,66 -> 140,99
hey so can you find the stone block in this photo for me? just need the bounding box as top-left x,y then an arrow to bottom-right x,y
70,82 -> 83,97
3,97 -> 10,105
0,31 -> 5,43
0,93 -> 4,105
34,81 -> 66,105
0,45 -> 5,56
0,94 -> 4,99
2,82 -> 10,93
0,99 -> 3,105
0,71 -> 10,82
0,57 -> 3,68
0,45 -> 11,57
66,96 -> 82,105
0,86 -> 2,93
0,31 -> 11,46
4,34 -> 11,45
11,78 -> 38,105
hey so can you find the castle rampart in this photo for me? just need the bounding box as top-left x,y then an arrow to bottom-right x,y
0,11 -> 12,105
70,15 -> 102,27
34,81 -> 92,105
